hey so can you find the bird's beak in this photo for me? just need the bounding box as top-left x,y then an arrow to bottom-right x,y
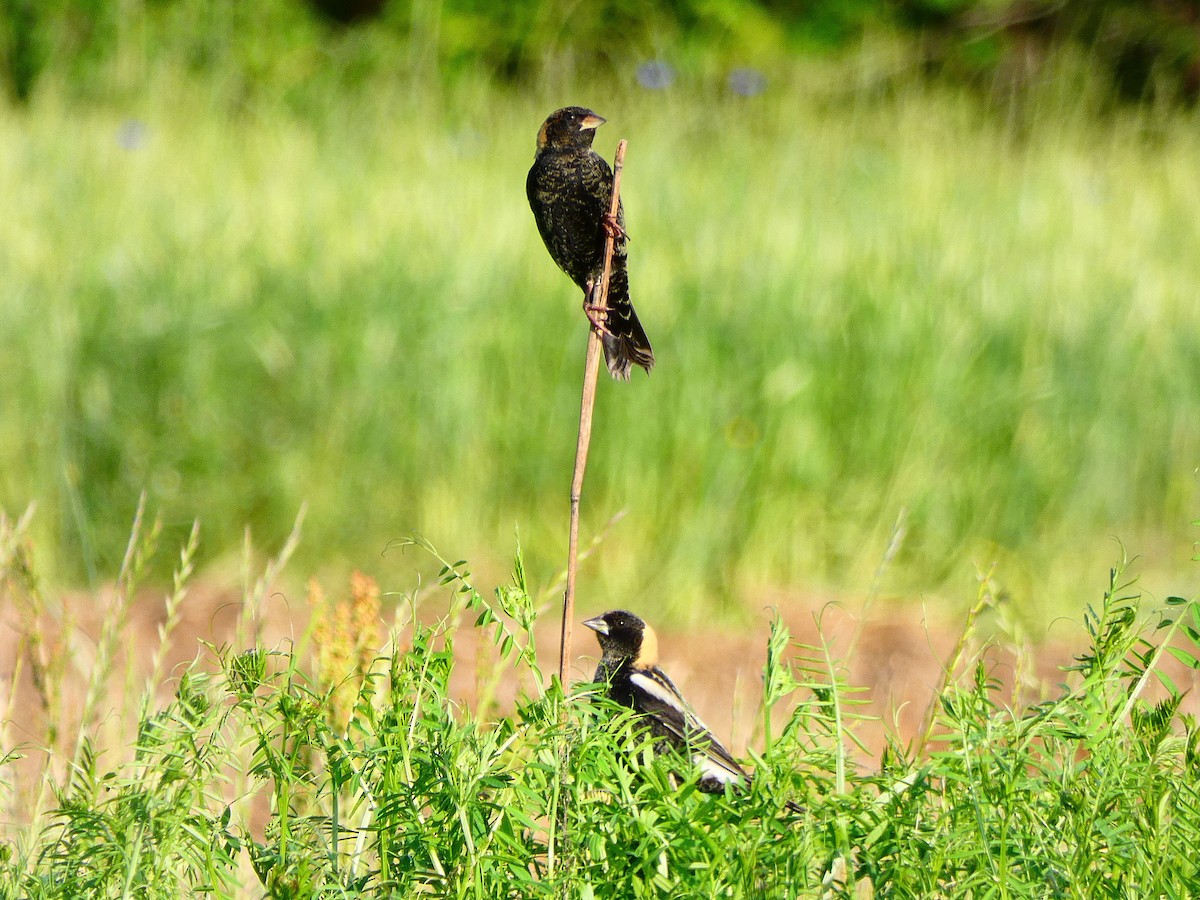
579,113 -> 606,131
582,616 -> 608,635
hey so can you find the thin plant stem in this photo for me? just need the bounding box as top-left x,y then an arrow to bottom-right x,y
558,138 -> 627,688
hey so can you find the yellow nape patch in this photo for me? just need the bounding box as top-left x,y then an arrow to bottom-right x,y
537,120 -> 550,149
637,625 -> 659,667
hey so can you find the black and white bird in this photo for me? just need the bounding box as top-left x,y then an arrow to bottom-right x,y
583,609 -> 755,795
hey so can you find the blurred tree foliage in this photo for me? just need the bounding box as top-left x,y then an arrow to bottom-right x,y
1,0 -> 1197,103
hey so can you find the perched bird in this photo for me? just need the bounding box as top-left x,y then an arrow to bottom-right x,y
583,609 -> 753,795
526,107 -> 654,380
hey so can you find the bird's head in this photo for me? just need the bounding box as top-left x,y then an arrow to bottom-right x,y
583,609 -> 658,666
536,106 -> 606,152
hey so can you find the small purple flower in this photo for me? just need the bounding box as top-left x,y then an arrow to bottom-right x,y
116,119 -> 148,151
636,60 -> 675,91
727,67 -> 767,98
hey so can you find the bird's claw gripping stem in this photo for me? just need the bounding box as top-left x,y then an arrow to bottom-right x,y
602,213 -> 626,242
584,303 -> 614,337
582,279 -> 614,336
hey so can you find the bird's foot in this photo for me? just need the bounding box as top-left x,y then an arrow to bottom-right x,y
601,213 -> 627,242
583,303 -> 614,337
582,278 -> 613,336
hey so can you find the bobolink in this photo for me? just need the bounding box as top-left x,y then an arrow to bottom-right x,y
526,107 -> 654,380
583,609 -> 753,795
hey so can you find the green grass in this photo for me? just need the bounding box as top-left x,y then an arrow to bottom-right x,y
3,512 -> 1200,897
4,36 -> 1200,897
1,61 -> 1198,619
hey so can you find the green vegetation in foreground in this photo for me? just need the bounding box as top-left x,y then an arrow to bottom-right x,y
2,513 -> 1200,897
1,64 -> 1199,617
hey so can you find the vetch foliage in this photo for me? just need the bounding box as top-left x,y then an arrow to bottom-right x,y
2,512 -> 1200,897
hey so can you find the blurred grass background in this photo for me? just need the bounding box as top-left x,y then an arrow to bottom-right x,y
0,0 -> 1197,623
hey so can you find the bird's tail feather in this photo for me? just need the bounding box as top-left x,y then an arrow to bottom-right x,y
601,266 -> 654,380
602,327 -> 654,381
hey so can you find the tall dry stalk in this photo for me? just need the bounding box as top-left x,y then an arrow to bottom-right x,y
558,139 -> 628,687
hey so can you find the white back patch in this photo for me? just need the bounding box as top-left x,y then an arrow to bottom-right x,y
695,753 -> 743,784
629,671 -> 686,715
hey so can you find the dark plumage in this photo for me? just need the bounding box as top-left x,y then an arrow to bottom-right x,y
583,609 -> 752,795
526,107 -> 654,380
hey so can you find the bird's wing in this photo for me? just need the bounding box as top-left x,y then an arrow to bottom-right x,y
581,153 -> 626,240
628,667 -> 748,786
525,162 -> 556,248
